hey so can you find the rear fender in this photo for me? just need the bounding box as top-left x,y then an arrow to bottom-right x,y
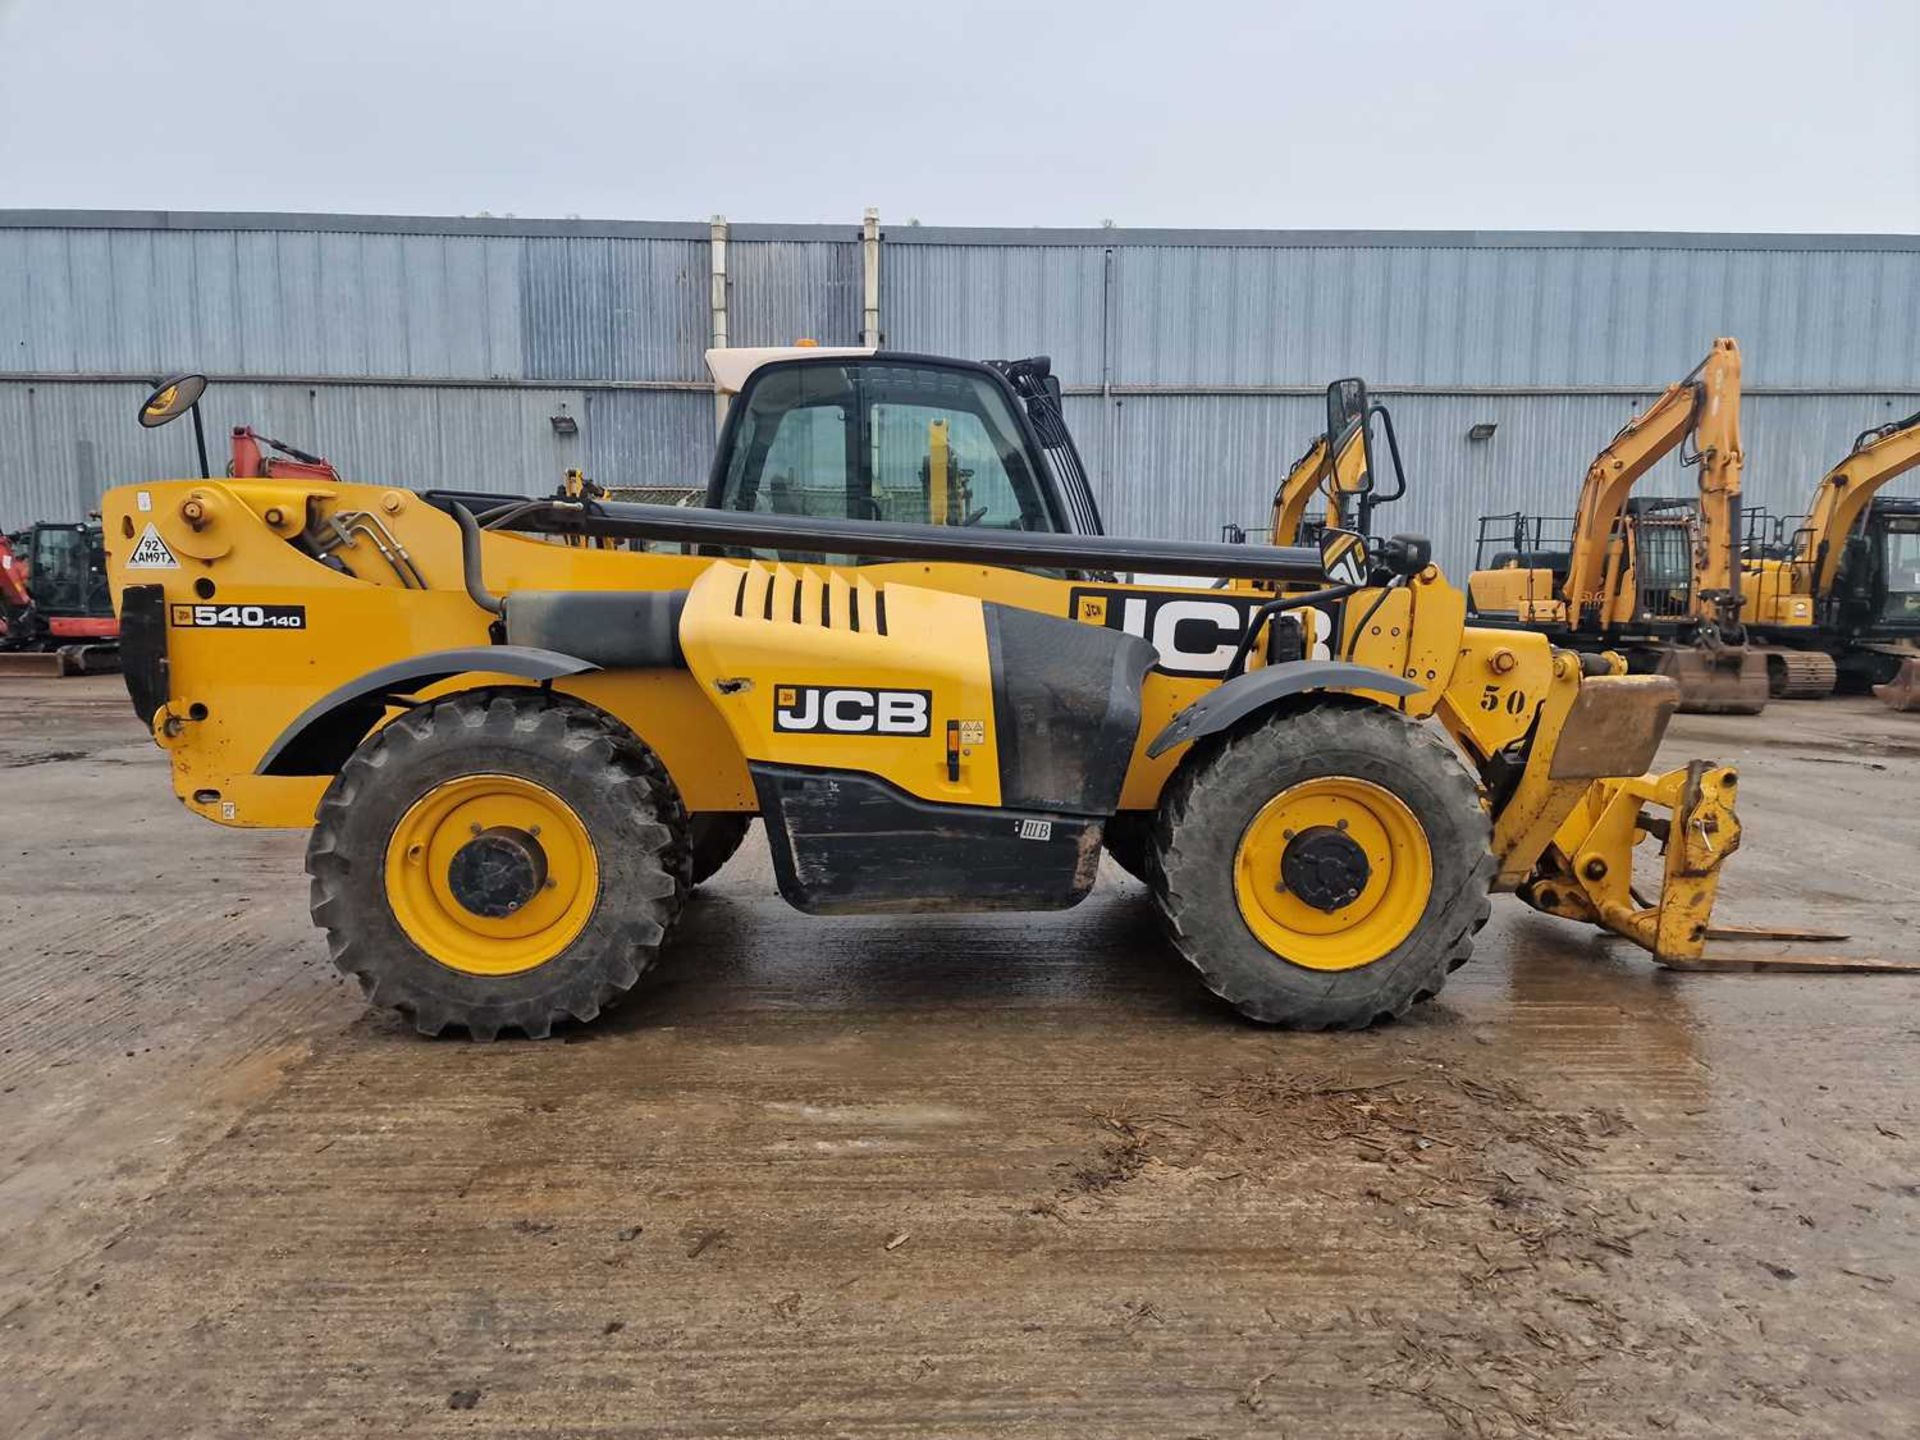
256,646 -> 597,776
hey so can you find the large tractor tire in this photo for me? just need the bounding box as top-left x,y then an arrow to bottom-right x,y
687,813 -> 754,886
307,691 -> 690,1040
1152,700 -> 1493,1029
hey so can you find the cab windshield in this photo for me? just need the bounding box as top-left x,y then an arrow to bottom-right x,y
716,362 -> 1056,549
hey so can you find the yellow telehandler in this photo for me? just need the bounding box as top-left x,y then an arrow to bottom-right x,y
102,350 -> 1822,1039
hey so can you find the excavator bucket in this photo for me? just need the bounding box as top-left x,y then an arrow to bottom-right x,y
1519,762 -> 1920,973
1657,645 -> 1769,715
1873,656 -> 1920,712
0,650 -> 71,678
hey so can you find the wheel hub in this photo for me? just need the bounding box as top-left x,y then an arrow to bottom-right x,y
1280,825 -> 1371,911
1231,775 -> 1435,972
384,773 -> 599,977
447,826 -> 549,918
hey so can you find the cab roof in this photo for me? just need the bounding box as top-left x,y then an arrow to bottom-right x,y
704,346 -> 876,395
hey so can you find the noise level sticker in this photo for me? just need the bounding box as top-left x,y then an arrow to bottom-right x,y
127,523 -> 179,569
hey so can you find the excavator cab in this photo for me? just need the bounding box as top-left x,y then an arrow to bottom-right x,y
1862,501 -> 1920,633
0,519 -> 120,674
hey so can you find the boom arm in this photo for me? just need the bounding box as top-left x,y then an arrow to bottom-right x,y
1561,338 -> 1741,621
1689,339 -> 1745,617
1800,410 -> 1920,595
1269,419 -> 1366,544
1270,436 -> 1330,544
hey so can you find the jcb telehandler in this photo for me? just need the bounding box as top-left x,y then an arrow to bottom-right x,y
1467,339 -> 1769,714
1742,408 -> 1920,701
105,348 -> 1785,1040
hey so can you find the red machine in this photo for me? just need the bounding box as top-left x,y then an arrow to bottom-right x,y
0,521 -> 121,676
228,426 -> 341,482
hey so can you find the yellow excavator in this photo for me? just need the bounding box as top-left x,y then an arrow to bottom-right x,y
1222,393 -> 1394,557
1467,338 -> 1768,714
1742,409 -> 1920,701
1263,410 -> 1377,545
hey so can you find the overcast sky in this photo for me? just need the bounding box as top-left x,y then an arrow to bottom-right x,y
0,0 -> 1915,232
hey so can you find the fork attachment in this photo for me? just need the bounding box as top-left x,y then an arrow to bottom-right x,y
1518,760 -> 1739,963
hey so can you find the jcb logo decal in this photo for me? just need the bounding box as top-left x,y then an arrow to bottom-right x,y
1070,588 -> 1334,676
1322,533 -> 1367,588
773,685 -> 932,735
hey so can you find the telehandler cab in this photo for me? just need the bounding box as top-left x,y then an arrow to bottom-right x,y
104,348 -> 1803,1040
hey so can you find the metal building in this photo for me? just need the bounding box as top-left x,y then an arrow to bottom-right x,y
3,210 -> 1918,577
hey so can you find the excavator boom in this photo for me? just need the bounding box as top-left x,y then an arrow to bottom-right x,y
1804,411 -> 1920,595
1268,417 -> 1368,545
1269,435 -> 1331,545
1561,340 -> 1739,623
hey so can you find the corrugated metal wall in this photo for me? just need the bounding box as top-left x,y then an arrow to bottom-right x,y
4,213 -> 1918,579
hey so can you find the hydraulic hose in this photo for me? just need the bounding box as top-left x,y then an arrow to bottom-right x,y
450,503 -> 506,616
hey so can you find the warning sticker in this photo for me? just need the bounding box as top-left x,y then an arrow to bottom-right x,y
127,523 -> 180,569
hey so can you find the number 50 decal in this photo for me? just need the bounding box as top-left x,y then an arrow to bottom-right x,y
1480,683 -> 1527,715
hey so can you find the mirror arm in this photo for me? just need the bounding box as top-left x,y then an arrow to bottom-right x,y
190,403 -> 210,480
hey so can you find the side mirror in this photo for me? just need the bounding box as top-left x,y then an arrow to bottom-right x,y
1319,527 -> 1369,587
137,372 -> 212,478
1325,377 -> 1375,501
138,373 -> 208,428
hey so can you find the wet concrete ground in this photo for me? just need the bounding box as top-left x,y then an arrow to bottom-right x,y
2,677 -> 1917,1438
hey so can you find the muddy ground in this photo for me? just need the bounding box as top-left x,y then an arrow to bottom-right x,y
2,677 -> 1917,1438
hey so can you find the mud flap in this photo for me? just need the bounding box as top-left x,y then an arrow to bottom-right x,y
1874,656 -> 1920,712
1656,645 -> 1769,715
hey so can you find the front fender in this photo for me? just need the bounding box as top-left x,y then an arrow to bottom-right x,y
1145,660 -> 1420,758
256,645 -> 597,776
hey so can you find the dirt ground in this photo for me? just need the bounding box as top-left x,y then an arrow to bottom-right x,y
2,676 -> 1917,1439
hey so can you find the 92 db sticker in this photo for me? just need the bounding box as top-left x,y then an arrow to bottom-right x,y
170,603 -> 307,631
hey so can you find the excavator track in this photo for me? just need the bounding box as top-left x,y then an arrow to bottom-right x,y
1758,648 -> 1838,700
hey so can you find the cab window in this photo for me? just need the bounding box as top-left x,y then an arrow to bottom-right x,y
716,361 -> 1055,544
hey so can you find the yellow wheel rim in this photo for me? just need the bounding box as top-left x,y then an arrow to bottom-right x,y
1232,777 -> 1433,972
384,774 -> 600,977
